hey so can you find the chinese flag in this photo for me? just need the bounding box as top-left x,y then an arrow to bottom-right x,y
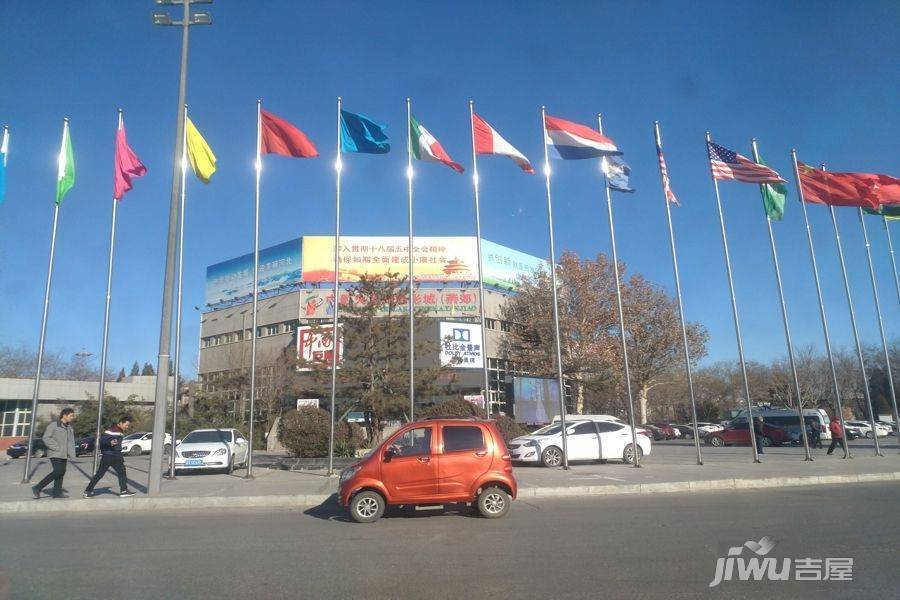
260,109 -> 318,158
798,162 -> 882,210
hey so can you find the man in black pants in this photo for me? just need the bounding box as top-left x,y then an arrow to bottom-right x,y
32,408 -> 77,499
83,415 -> 136,498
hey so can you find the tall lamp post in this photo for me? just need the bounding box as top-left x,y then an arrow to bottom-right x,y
148,0 -> 212,496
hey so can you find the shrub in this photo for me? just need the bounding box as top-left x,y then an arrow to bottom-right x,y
491,414 -> 527,443
417,398 -> 526,443
278,407 -> 365,458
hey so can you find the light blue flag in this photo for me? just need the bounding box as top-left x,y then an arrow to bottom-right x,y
340,110 -> 390,154
0,128 -> 7,204
603,155 -> 634,193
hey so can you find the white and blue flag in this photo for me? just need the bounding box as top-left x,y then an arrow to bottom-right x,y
603,155 -> 634,193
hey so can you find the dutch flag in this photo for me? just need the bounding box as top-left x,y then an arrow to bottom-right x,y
544,114 -> 621,160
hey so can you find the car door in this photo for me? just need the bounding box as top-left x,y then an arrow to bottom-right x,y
595,421 -> 628,459
437,424 -> 491,500
380,425 -> 438,502
566,422 -> 599,461
725,422 -> 749,444
142,433 -> 153,452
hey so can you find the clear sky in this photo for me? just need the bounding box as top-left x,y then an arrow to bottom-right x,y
0,1 -> 897,378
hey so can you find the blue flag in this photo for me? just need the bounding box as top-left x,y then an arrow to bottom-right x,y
0,129 -> 7,205
603,155 -> 634,193
340,110 -> 390,154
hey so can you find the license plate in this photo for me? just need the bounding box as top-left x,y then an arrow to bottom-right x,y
186,459 -> 203,466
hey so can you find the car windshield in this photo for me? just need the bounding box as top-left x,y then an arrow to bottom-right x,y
531,423 -> 563,436
182,430 -> 230,444
123,433 -> 144,441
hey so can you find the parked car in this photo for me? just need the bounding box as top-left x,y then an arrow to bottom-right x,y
845,420 -> 891,438
120,431 -> 173,456
639,424 -> 665,441
843,425 -> 862,441
5,438 -> 47,459
75,436 -> 95,456
680,422 -> 723,439
704,420 -> 790,447
173,428 -> 249,474
728,408 -> 832,441
339,418 -> 516,523
652,423 -> 680,439
510,418 -> 652,466
876,420 -> 897,436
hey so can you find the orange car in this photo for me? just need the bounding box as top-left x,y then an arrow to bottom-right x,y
339,418 -> 517,523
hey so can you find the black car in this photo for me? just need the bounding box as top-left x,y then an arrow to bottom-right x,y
6,438 -> 47,459
75,436 -> 96,456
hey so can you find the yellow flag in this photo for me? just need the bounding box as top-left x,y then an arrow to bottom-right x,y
185,116 -> 216,183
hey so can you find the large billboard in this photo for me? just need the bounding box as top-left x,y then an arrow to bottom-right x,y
300,236 -> 545,288
300,288 -> 479,318
205,239 -> 301,305
512,376 -> 560,424
439,322 -> 484,369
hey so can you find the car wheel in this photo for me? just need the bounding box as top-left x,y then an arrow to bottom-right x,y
164,444 -> 172,455
623,444 -> 643,464
540,446 -> 563,468
709,436 -> 724,447
476,486 -> 511,519
865,431 -> 873,439
350,491 -> 385,523
760,436 -> 772,447
130,445 -> 142,456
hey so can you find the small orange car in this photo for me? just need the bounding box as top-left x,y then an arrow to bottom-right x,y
339,418 -> 517,523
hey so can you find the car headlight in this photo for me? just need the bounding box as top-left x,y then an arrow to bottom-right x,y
213,448 -> 228,456
522,441 -> 537,447
339,466 -> 360,485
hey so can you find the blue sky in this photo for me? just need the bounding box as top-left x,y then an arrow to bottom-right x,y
0,1 -> 897,378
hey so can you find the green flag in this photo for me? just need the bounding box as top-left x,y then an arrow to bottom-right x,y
757,155 -> 786,220
56,121 -> 74,204
864,205 -> 900,221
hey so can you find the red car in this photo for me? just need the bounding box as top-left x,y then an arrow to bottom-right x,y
339,418 -> 517,523
705,420 -> 788,447
652,423 -> 679,440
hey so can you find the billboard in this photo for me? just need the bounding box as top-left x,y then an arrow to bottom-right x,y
297,325 -> 343,368
300,288 -> 479,318
481,239 -> 547,289
512,376 -> 560,424
439,322 -> 484,369
205,238 -> 301,305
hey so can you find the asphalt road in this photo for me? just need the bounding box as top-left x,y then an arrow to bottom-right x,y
1,483 -> 897,600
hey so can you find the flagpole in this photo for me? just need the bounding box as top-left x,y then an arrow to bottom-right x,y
168,104 -> 189,479
884,216 -> 900,307
246,99 -> 263,478
598,114 -> 640,468
406,97 -> 415,421
468,101 -> 491,412
791,151 -> 850,458
654,122 -> 702,465
706,132 -> 759,463
22,118 -> 67,483
858,207 -> 899,451
327,97 -> 342,476
750,139 -> 812,461
93,110 -> 124,472
540,106 -> 569,469
825,185 -> 881,456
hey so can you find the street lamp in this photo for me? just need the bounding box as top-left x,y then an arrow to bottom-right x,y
147,0 -> 212,497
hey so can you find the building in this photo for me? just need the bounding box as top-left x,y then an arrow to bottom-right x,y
198,235 -> 546,413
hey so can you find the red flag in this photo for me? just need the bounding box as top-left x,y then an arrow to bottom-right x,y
113,120 -> 147,200
797,162 -> 881,210
872,174 -> 900,206
260,110 -> 318,158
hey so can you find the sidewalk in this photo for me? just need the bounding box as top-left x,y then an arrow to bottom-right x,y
2,440 -> 898,514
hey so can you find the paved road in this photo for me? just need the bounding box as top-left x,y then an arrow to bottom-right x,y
1,483 -> 896,599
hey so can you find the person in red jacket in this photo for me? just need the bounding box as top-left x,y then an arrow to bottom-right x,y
827,415 -> 848,458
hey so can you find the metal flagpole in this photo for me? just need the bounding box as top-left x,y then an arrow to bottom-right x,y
93,110 -> 124,472
168,104 -> 189,479
791,151 -> 850,457
327,97 -> 343,476
598,114 -> 640,468
654,122 -> 702,465
750,139 -> 812,461
406,98 -> 415,421
705,132 -> 760,463
884,216 -> 900,307
468,101 -> 491,413
246,99 -> 263,478
23,118 -> 67,483
826,192 -> 881,455
540,106 -> 569,469
858,208 -> 899,452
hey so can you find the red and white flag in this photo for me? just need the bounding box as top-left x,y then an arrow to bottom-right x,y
656,142 -> 679,206
472,113 -> 533,174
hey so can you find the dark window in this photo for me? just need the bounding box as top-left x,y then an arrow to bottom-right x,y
571,422 -> 596,435
595,422 -> 622,433
390,427 -> 432,457
442,426 -> 485,452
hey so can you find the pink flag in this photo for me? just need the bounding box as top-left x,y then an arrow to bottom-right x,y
114,119 -> 147,200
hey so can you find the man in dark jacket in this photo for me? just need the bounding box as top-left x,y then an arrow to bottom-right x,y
83,415 -> 136,498
753,416 -> 765,456
32,408 -> 77,499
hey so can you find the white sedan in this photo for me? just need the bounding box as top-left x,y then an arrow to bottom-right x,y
509,419 -> 652,467
845,420 -> 891,438
174,428 -> 250,474
120,432 -> 173,456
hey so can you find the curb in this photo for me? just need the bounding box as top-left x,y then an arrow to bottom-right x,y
3,471 -> 898,515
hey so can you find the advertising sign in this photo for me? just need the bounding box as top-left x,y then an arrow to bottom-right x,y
300,288 -> 479,318
297,325 -> 343,368
481,239 -> 548,289
205,238 -> 301,305
296,398 -> 320,410
464,394 -> 486,410
512,376 -> 560,424
439,322 -> 484,369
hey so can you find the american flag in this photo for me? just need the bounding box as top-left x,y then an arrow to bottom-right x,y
707,141 -> 785,184
656,143 -> 679,206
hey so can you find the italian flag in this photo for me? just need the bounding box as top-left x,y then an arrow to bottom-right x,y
409,115 -> 463,173
473,113 -> 533,173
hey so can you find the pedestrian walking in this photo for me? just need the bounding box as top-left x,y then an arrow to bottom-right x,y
753,416 -> 765,455
827,414 -> 847,458
83,415 -> 136,498
32,408 -> 77,499
807,421 -> 822,449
